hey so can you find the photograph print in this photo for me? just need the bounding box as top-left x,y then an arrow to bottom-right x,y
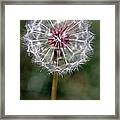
20,20 -> 100,100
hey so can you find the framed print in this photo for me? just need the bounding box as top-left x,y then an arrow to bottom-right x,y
0,0 -> 119,119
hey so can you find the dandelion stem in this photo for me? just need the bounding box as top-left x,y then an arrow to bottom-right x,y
51,72 -> 59,100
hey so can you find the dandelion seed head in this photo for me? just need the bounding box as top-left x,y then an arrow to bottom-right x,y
23,20 -> 94,75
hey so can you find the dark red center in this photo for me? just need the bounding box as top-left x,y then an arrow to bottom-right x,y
48,25 -> 69,49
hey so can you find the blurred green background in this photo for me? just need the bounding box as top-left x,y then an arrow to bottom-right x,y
20,20 -> 100,100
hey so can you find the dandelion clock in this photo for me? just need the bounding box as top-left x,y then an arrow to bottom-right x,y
23,20 -> 95,100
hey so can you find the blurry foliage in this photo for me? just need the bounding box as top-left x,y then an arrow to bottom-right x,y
20,20 -> 100,100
